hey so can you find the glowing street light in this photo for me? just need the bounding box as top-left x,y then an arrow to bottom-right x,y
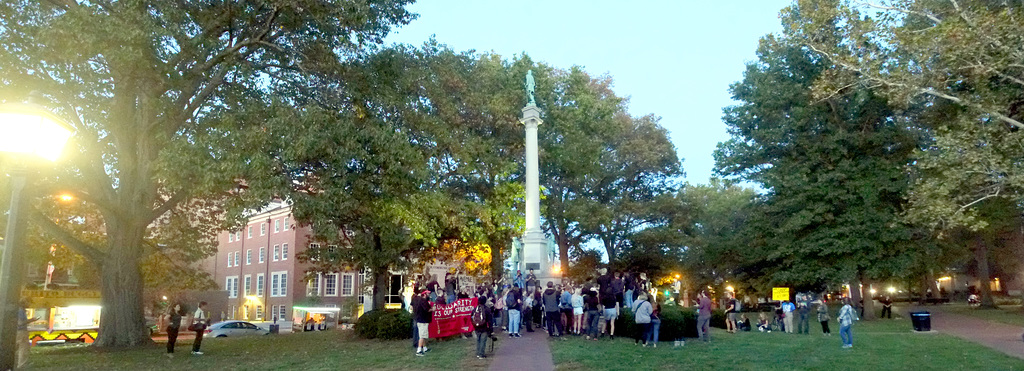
0,101 -> 74,370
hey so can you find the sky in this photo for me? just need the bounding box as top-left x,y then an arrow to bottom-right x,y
386,0 -> 794,185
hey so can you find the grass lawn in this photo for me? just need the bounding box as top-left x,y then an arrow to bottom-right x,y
940,303 -> 1024,327
550,318 -> 1024,371
27,330 -> 491,371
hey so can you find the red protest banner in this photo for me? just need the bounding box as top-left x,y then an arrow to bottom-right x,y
429,297 -> 477,338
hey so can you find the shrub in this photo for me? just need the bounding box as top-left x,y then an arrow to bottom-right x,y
354,309 -> 412,340
616,306 -> 728,341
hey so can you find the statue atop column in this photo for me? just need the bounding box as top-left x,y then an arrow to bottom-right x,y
525,70 -> 536,106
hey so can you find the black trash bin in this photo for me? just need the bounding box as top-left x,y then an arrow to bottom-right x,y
269,324 -> 280,334
910,311 -> 931,332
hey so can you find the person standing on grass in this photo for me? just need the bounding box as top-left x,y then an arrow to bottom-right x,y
649,300 -> 662,347
191,301 -> 209,355
725,292 -> 737,333
585,288 -> 601,340
571,288 -> 584,335
881,296 -> 893,319
164,303 -> 185,357
414,290 -> 434,356
818,300 -> 831,336
782,300 -> 795,333
611,271 -> 625,306
600,287 -> 619,339
838,297 -> 858,348
473,297 -> 495,359
632,293 -> 653,346
623,272 -> 635,310
697,291 -> 712,342
797,298 -> 811,335
560,285 -> 574,333
543,282 -> 564,338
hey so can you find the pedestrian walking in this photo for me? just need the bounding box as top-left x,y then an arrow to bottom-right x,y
818,300 -> 831,336
164,303 -> 185,357
190,301 -> 209,355
839,297 -> 858,348
697,291 -> 712,342
631,293 -> 653,346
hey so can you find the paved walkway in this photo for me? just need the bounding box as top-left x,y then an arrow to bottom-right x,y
910,305 -> 1024,360
487,330 -> 555,371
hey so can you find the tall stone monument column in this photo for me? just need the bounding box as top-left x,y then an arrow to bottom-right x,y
520,70 -> 557,284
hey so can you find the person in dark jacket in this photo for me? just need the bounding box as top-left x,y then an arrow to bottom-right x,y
584,288 -> 601,340
474,297 -> 496,359
164,303 -> 185,357
542,282 -> 564,338
414,290 -> 434,356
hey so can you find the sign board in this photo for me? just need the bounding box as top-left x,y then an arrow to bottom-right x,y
428,297 -> 477,338
22,290 -> 101,299
772,287 -> 790,301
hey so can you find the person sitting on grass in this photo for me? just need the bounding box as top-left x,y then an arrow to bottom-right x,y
757,312 -> 771,332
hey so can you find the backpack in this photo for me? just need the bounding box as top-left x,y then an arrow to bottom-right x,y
472,305 -> 487,328
505,292 -> 516,308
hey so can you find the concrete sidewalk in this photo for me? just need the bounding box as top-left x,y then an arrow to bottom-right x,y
487,330 -> 555,371
911,306 -> 1024,360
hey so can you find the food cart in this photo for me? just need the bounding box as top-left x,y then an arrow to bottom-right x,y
292,306 -> 341,332
23,289 -> 102,345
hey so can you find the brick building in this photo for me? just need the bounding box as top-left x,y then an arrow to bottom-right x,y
205,201 -> 366,326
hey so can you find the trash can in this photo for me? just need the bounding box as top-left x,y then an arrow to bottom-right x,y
269,324 -> 280,334
910,311 -> 931,332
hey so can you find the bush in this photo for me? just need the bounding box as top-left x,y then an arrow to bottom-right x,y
616,306 -> 727,341
354,309 -> 412,340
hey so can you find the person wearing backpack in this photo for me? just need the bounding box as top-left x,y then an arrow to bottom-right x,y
631,293 -> 653,346
473,297 -> 495,359
523,289 -> 535,332
542,282 -> 564,338
506,286 -> 522,338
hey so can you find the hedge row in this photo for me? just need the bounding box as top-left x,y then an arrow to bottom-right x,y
354,309 -> 412,340
616,307 -> 727,340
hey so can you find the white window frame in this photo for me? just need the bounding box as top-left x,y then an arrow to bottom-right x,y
271,305 -> 277,320
227,253 -> 232,268
235,231 -> 241,241
282,243 -> 289,260
283,217 -> 290,231
256,305 -> 263,321
233,251 -> 240,267
242,305 -> 249,320
256,273 -> 265,296
248,226 -> 253,238
246,249 -> 252,265
273,244 -> 280,261
244,275 -> 252,296
324,273 -> 338,297
260,223 -> 267,236
342,273 -> 355,296
279,305 -> 287,321
229,305 -> 236,320
228,233 -> 234,243
308,274 -> 322,297
259,247 -> 266,263
227,276 -> 239,298
271,271 -> 288,297
274,219 -> 281,233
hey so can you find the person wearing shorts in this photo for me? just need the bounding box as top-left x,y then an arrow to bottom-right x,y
600,288 -> 619,339
571,288 -> 584,335
414,290 -> 433,356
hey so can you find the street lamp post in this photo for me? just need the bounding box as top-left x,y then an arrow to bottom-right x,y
0,102 -> 74,371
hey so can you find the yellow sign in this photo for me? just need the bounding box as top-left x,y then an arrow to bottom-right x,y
22,290 -> 101,299
772,287 -> 790,301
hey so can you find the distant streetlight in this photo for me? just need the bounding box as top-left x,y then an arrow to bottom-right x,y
58,193 -> 74,202
0,101 -> 74,370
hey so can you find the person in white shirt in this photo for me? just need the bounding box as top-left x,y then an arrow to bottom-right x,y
192,301 -> 209,355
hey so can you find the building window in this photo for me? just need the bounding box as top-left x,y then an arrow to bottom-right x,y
256,305 -> 263,321
324,273 -> 338,296
228,233 -> 234,243
283,217 -> 290,231
279,306 -> 287,321
227,276 -> 239,298
244,275 -> 252,296
308,274 -> 321,297
327,245 -> 337,253
273,244 -> 280,261
271,305 -> 277,320
342,273 -> 355,296
246,249 -> 252,265
260,223 -> 267,236
234,251 -> 240,267
248,226 -> 253,238
259,247 -> 266,263
282,244 -> 289,260
229,305 -> 236,320
271,272 -> 288,297
227,253 -> 232,268
242,305 -> 249,320
256,274 -> 264,296
274,219 -> 280,233
235,231 -> 241,241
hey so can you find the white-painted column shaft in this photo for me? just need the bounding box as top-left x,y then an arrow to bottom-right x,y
524,120 -> 541,233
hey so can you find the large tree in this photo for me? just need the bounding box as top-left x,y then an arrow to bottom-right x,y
0,0 -> 413,347
716,33 -> 918,317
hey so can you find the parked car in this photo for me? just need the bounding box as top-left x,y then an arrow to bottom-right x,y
207,321 -> 270,338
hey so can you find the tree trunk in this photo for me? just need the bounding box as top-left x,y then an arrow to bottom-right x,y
94,223 -> 152,347
859,274 -> 876,320
371,233 -> 387,311
489,237 -> 504,282
557,235 -> 570,280
974,234 -> 996,308
849,280 -> 862,311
